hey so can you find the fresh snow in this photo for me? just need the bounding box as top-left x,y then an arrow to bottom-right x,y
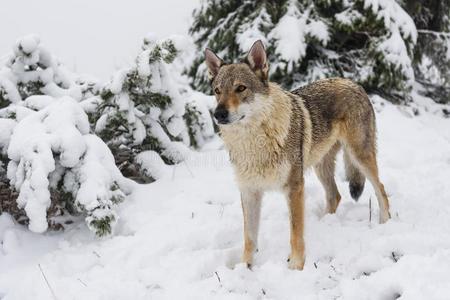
1,35 -> 83,103
363,0 -> 417,43
7,97 -> 89,233
236,7 -> 272,53
378,28 -> 415,84
4,96 -> 132,235
269,0 -> 330,72
1,98 -> 450,299
95,34 -> 214,170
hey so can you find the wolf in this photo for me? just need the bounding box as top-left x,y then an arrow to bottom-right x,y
205,40 -> 391,270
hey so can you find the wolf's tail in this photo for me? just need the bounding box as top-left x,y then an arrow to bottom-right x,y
343,150 -> 365,201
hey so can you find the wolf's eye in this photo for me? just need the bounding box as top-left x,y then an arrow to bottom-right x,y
236,85 -> 247,93
214,88 -> 221,95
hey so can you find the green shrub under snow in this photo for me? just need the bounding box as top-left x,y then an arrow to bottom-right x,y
94,34 -> 214,182
0,34 -> 214,236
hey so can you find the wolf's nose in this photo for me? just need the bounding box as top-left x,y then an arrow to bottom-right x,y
214,108 -> 229,124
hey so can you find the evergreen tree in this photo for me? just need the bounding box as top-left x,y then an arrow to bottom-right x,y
95,35 -> 214,182
188,0 -> 418,102
0,34 -> 215,235
0,35 -> 83,108
404,0 -> 450,32
0,36 -> 131,236
403,0 -> 450,104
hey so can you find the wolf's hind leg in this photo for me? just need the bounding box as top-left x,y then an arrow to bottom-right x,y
241,189 -> 262,268
314,143 -> 341,214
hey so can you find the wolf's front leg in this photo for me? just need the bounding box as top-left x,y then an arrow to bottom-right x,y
287,175 -> 305,270
240,189 -> 262,268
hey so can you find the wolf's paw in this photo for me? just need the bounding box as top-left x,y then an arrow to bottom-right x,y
241,260 -> 253,270
326,204 -> 338,214
379,210 -> 391,224
241,250 -> 254,269
287,253 -> 305,270
326,194 -> 341,214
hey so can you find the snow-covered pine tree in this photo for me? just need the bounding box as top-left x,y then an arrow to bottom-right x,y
188,0 -> 417,102
0,35 -> 83,107
95,35 -> 214,182
404,0 -> 450,104
0,36 -> 133,236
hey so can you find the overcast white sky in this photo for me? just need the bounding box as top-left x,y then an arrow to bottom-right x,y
0,0 -> 199,80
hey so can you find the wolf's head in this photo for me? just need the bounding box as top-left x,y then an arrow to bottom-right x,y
205,40 -> 270,125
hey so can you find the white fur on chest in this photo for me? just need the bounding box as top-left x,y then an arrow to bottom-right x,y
233,158 -> 292,190
225,131 -> 291,190
220,89 -> 292,191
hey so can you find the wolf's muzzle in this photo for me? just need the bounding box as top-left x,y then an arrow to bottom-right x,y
214,107 -> 229,124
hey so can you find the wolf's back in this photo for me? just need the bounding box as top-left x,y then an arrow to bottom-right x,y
291,78 -> 371,201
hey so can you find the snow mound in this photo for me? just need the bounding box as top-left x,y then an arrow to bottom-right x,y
4,96 -> 133,235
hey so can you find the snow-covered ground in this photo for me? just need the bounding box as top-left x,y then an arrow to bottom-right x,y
1,97 -> 449,299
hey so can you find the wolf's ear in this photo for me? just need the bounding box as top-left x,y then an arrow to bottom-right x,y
246,40 -> 269,83
205,48 -> 224,80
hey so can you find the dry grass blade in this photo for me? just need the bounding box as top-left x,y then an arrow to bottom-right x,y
38,264 -> 57,300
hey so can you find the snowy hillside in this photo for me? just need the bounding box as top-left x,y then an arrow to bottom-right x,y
1,97 -> 449,299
